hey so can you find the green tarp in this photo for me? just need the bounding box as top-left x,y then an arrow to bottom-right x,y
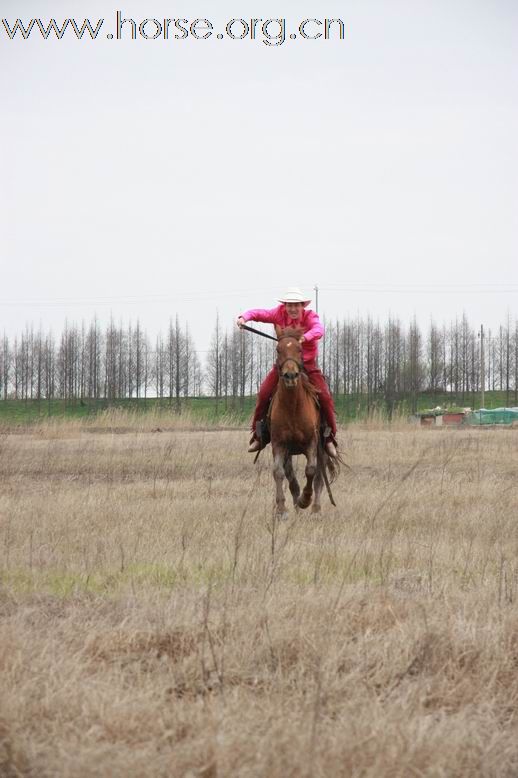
467,408 -> 518,425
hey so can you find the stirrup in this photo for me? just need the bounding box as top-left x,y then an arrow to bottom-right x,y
248,438 -> 262,453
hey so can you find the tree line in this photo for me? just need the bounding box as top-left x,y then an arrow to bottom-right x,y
1,314 -> 517,410
318,315 -> 517,412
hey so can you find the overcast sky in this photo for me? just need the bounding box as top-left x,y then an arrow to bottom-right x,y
1,0 -> 517,351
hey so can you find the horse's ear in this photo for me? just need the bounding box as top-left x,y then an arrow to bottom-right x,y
274,324 -> 283,339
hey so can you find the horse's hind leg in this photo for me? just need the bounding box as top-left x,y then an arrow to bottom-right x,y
284,455 -> 301,507
312,452 -> 325,514
297,439 -> 317,510
272,445 -> 288,519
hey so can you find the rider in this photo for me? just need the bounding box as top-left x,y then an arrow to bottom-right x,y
236,287 -> 338,458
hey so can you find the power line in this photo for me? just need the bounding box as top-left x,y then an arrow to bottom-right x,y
1,283 -> 517,308
319,285 -> 518,294
0,287 -> 283,307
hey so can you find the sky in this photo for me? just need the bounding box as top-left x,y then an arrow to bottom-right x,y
1,0 -> 517,352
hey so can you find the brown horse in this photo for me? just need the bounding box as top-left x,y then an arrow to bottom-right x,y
269,327 -> 333,518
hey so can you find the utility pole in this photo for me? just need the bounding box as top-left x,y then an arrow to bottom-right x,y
314,284 -> 320,367
480,324 -> 485,409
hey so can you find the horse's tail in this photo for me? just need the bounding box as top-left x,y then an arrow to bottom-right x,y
325,450 -> 347,483
326,453 -> 338,484
317,442 -> 348,485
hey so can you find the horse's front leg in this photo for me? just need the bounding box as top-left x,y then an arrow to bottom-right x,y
284,454 -> 301,507
272,444 -> 289,519
298,437 -> 317,510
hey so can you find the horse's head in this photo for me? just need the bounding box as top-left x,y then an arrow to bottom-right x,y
276,328 -> 303,387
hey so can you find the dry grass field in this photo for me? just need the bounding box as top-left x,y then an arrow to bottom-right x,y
1,414 -> 518,777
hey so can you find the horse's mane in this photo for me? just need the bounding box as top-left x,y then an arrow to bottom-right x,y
301,373 -> 320,400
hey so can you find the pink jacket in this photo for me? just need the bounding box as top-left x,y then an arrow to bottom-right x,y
241,304 -> 324,363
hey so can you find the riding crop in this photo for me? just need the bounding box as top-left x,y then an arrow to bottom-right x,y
239,324 -> 278,342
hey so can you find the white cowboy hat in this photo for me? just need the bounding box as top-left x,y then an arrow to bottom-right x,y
278,287 -> 311,306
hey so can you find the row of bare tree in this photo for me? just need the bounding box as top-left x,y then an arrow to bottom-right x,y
0,318 -> 202,406
317,315 -> 518,412
1,314 -> 517,408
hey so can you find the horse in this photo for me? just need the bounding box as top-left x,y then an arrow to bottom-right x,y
269,327 -> 337,518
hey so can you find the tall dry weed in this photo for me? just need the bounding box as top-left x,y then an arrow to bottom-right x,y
1,423 -> 518,776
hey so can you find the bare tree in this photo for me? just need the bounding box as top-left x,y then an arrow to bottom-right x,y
0,335 -> 10,400
206,313 -> 222,412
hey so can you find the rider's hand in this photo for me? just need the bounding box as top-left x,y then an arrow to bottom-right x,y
236,316 -> 245,329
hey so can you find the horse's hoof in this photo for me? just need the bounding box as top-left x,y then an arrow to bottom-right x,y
276,511 -> 289,521
297,497 -> 310,510
311,505 -> 321,515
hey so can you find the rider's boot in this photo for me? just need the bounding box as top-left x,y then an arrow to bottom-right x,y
248,419 -> 270,453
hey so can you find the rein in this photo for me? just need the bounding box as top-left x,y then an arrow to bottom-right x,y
240,326 -> 303,373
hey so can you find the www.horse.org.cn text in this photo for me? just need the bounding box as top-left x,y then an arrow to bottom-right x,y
1,14 -> 346,46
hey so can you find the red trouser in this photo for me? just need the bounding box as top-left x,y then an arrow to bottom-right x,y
251,362 -> 337,437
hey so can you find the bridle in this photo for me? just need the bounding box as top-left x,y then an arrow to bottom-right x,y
276,335 -> 303,377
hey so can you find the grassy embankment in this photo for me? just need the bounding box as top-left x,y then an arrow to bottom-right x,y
0,389 -> 515,426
